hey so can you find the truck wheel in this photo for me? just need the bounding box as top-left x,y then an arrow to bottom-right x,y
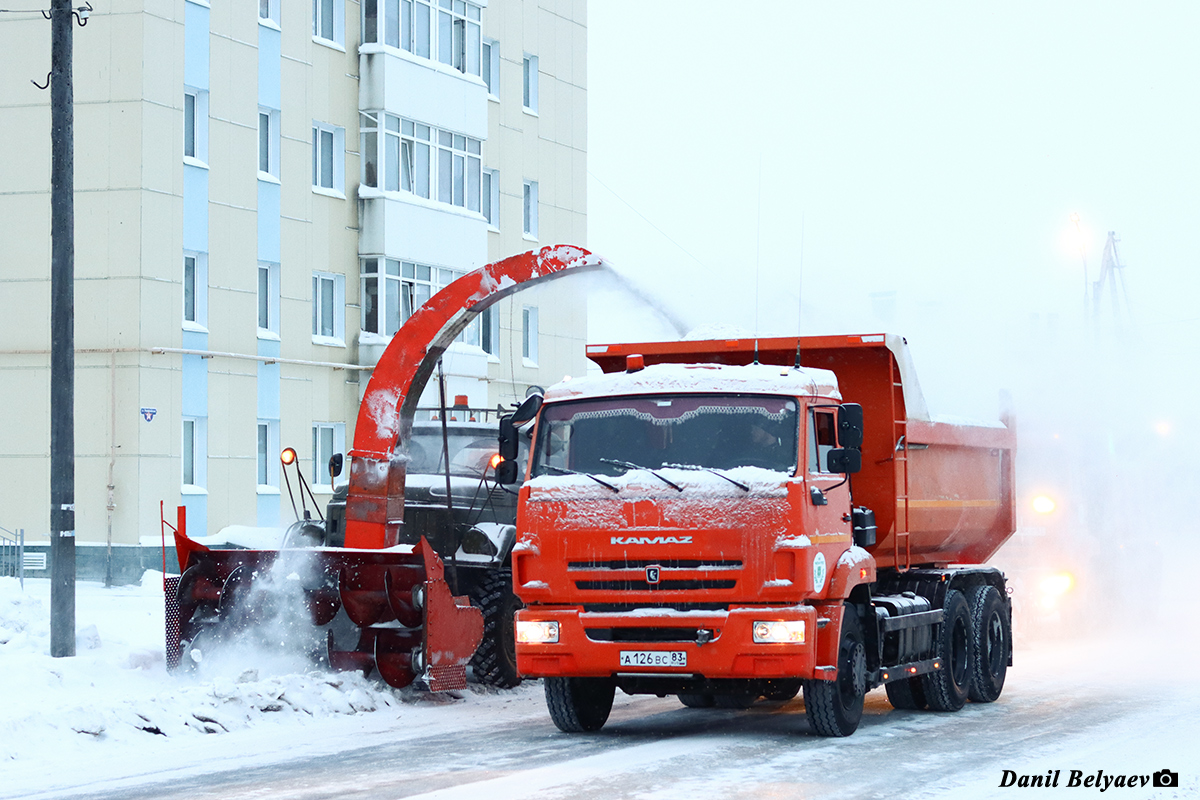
884,676 -> 926,710
922,588 -> 973,711
713,692 -> 757,709
678,693 -> 714,708
469,570 -> 523,689
803,604 -> 867,737
968,584 -> 1009,703
544,677 -> 616,733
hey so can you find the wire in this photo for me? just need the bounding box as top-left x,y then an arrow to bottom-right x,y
588,168 -> 712,273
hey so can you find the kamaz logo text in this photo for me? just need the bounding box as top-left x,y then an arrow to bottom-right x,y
610,536 -> 693,545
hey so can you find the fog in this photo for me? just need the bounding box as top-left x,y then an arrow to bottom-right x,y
585,2 -> 1200,649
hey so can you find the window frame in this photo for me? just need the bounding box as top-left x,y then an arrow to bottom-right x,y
360,257 -> 476,341
311,422 -> 346,488
183,88 -> 209,165
522,305 -> 538,366
312,121 -> 346,197
182,251 -> 208,331
360,112 -> 481,212
257,419 -> 281,491
258,107 -> 280,181
522,53 -> 538,113
259,0 -> 280,27
482,167 -> 499,230
311,271 -> 346,347
182,416 -> 207,491
257,261 -> 280,339
522,179 -> 538,240
313,0 -> 345,48
482,38 -> 499,99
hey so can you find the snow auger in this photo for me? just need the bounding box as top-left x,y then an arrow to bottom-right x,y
166,245 -> 606,690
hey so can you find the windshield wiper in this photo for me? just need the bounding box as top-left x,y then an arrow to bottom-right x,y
662,462 -> 750,492
543,464 -> 619,493
600,458 -> 683,491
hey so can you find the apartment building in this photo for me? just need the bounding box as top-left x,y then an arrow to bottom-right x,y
0,0 -> 587,565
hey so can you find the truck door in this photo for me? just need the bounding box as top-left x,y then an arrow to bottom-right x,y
806,407 -> 852,540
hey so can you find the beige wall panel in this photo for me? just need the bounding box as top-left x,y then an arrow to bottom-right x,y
0,364 -> 49,456
98,12 -> 148,104
141,101 -> 180,196
553,11 -> 573,88
0,193 -> 51,281
141,274 -> 183,350
76,189 -> 142,280
75,276 -> 141,349
0,106 -> 50,194
554,143 -> 573,212
140,190 -> 184,292
138,360 -> 179,459
142,12 -> 183,109
5,455 -> 50,541
0,19 -> 47,106
0,281 -> 50,350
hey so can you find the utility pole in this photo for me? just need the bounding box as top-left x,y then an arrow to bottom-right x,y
49,0 -> 77,658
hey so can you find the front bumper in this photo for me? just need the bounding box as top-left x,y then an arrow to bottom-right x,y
515,605 -> 819,680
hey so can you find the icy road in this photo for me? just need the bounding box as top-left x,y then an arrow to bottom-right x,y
3,576 -> 1196,800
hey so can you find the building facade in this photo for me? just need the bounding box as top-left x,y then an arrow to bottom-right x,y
0,0 -> 587,560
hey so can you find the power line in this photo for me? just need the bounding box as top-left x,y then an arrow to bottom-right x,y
587,169 -> 712,273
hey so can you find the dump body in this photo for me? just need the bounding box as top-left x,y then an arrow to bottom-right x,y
586,334 -> 1016,569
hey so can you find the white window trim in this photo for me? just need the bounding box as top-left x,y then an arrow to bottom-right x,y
522,179 -> 538,240
483,167 -> 499,231
182,416 -> 207,492
259,0 -> 280,27
312,122 -> 346,197
522,305 -> 538,367
257,261 -> 281,340
311,422 -> 346,489
313,0 -> 346,49
259,107 -> 281,181
257,419 -> 281,492
183,88 -> 209,166
522,53 -> 538,114
182,251 -> 208,332
312,271 -> 346,347
483,38 -> 499,100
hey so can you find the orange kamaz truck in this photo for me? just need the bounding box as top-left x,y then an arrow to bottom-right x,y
499,334 -> 1015,736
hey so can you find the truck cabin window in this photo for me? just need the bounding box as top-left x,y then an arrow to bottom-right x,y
808,409 -> 838,473
402,427 -> 512,478
531,394 -> 799,477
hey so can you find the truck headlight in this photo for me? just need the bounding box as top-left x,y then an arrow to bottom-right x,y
516,620 -> 559,644
753,620 -> 805,644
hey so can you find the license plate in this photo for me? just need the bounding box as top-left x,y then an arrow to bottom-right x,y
619,650 -> 687,668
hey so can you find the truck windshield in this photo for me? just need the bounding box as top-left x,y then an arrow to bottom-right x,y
531,394 -> 798,478
403,429 -> 500,478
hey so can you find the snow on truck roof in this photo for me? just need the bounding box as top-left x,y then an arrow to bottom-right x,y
544,361 -> 842,403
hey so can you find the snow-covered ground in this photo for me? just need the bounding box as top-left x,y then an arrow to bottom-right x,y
3,574 -> 1197,800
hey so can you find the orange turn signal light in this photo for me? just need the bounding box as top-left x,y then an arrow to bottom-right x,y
489,453 -> 503,470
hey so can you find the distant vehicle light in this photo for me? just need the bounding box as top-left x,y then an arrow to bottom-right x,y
489,453 -> 503,470
1040,572 -> 1074,597
1032,495 -> 1056,515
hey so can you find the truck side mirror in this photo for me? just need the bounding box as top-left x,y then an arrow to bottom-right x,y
497,416 -> 520,485
512,392 -> 543,425
328,453 -> 343,479
825,448 -> 861,474
838,403 -> 864,450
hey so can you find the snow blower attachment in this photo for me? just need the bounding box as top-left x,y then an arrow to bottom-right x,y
165,245 -> 606,690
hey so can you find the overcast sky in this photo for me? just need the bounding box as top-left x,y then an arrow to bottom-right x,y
583,1 -> 1200,421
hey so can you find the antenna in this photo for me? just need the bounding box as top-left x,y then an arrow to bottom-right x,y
753,154 -> 762,360
794,214 -> 805,370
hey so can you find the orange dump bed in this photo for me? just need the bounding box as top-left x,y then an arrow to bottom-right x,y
587,334 -> 1016,569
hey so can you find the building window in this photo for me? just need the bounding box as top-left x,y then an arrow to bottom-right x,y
312,122 -> 345,194
182,417 -> 205,488
313,0 -> 344,46
361,258 -> 473,339
522,54 -> 538,113
183,252 -> 207,329
312,422 -> 345,487
360,112 -> 481,211
258,262 -> 280,338
480,306 -> 498,355
522,305 -> 538,364
184,89 -> 208,163
482,168 -> 498,229
523,180 -> 538,239
312,272 -> 346,346
259,108 -> 280,179
257,420 -> 280,488
482,38 -> 498,98
259,0 -> 279,26
363,0 -> 481,76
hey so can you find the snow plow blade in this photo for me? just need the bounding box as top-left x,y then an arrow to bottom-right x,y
170,529 -> 482,691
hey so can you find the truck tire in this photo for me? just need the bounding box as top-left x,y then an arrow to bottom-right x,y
803,604 -> 867,737
678,693 -> 714,708
884,676 -> 926,710
968,584 -> 1009,703
469,570 -> 523,689
544,677 -> 616,733
922,589 -> 973,711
